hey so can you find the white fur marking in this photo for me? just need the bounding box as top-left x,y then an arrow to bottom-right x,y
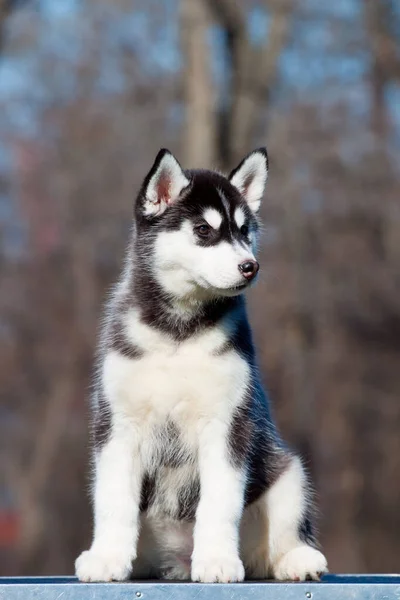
203,208 -> 223,230
102,317 -> 250,467
234,207 -> 246,229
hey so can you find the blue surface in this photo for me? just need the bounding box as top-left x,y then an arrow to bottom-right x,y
1,574 -> 400,600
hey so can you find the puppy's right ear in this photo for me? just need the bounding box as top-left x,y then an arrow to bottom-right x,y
140,149 -> 190,218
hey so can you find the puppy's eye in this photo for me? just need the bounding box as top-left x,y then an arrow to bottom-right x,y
240,224 -> 249,236
196,224 -> 211,237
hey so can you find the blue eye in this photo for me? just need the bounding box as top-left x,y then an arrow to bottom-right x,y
240,224 -> 249,236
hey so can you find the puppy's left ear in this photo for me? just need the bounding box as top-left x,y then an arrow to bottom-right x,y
229,148 -> 268,213
141,149 -> 190,217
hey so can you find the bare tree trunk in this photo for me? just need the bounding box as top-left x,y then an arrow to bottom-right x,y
364,0 -> 398,138
180,0 -> 292,169
180,0 -> 217,168
229,1 -> 291,165
207,0 -> 292,168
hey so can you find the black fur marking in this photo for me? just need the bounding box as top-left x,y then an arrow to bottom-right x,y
245,444 -> 291,507
229,310 -> 256,364
109,316 -> 143,359
140,473 -> 157,513
227,310 -> 256,467
133,272 -> 243,342
229,376 -> 291,507
299,506 -> 319,549
228,396 -> 253,468
159,421 -> 192,468
92,389 -> 112,448
225,308 -> 292,504
177,478 -> 200,521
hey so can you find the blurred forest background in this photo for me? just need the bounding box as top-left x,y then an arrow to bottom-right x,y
0,0 -> 400,577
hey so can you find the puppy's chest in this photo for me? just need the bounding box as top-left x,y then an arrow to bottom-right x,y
103,323 -> 249,429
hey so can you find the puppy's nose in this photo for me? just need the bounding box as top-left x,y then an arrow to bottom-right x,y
238,260 -> 259,281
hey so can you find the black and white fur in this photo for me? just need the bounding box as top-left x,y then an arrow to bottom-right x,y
75,148 -> 328,583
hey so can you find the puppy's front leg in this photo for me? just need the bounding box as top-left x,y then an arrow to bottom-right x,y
191,421 -> 246,583
75,430 -> 141,582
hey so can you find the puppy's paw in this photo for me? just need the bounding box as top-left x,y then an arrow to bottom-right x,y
191,554 -> 245,583
75,548 -> 134,582
272,546 -> 328,581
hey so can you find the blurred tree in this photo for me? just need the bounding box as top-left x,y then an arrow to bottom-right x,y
364,0 -> 400,137
181,0 -> 292,169
180,0 -> 216,167
0,0 -> 27,50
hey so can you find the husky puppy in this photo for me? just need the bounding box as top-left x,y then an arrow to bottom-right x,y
75,148 -> 328,583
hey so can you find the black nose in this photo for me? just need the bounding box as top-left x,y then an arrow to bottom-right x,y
238,260 -> 259,281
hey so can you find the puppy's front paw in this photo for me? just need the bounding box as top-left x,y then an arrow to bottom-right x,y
191,554 -> 245,583
75,548 -> 134,582
272,546 -> 328,581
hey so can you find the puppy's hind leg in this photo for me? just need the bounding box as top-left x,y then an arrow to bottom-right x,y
242,455 -> 328,581
267,455 -> 327,580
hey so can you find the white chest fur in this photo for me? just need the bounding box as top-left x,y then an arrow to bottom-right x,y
102,308 -> 249,462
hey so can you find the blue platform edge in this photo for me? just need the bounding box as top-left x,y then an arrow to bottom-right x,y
1,575 -> 400,600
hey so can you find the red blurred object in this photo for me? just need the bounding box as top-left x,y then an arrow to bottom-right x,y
0,511 -> 20,547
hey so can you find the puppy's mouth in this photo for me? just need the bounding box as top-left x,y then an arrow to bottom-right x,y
230,283 -> 247,291
209,282 -> 249,297
195,276 -> 251,297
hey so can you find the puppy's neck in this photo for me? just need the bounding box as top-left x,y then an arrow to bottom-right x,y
131,269 -> 241,340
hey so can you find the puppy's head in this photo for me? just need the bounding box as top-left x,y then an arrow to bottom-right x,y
134,148 -> 268,301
